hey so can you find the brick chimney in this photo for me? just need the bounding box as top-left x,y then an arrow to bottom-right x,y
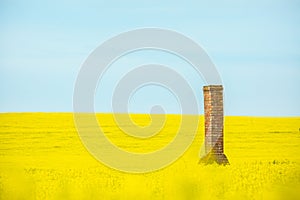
199,85 -> 229,165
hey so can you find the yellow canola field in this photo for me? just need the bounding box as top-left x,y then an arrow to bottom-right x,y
0,113 -> 300,200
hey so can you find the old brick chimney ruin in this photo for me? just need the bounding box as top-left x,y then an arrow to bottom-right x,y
199,85 -> 229,165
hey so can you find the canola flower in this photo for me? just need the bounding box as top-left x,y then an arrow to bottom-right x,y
0,113 -> 299,199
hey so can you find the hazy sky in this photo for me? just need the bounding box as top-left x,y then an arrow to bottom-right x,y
1,0 -> 299,116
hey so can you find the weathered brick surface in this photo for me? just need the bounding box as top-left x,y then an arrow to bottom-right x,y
200,85 -> 229,165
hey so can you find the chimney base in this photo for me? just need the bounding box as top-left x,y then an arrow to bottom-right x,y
199,152 -> 229,165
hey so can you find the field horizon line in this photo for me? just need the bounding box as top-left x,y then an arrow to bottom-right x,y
0,112 -> 299,118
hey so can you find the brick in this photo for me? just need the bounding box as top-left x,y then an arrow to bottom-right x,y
200,85 -> 229,165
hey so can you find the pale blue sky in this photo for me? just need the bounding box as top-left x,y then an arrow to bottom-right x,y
0,0 -> 299,116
